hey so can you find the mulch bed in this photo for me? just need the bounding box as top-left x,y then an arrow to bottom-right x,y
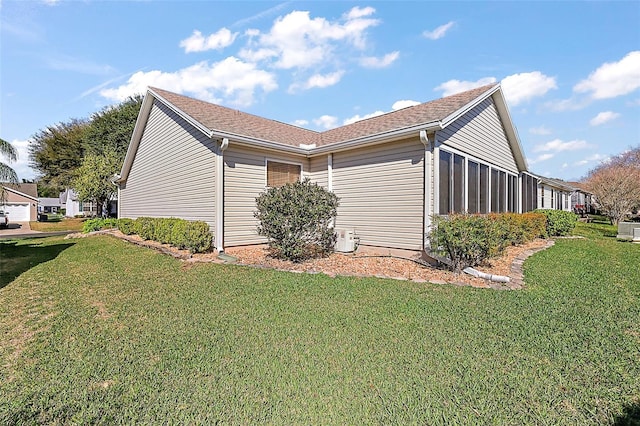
70,230 -> 553,290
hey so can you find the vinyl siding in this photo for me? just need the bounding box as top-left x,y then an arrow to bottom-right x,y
309,155 -> 328,189
224,145 -> 307,246
120,100 -> 217,229
332,138 -> 424,250
438,97 -> 518,173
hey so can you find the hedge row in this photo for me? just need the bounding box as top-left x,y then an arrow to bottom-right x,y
82,217 -> 213,253
533,209 -> 577,236
429,212 -> 547,272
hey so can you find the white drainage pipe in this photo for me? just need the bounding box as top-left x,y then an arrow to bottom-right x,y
463,267 -> 510,283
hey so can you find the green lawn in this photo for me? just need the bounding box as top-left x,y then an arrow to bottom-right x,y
0,222 -> 638,424
29,217 -> 85,232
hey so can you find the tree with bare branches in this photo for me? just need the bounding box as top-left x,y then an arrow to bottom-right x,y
584,146 -> 640,225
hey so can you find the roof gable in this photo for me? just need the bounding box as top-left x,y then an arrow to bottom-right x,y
2,183 -> 38,200
120,83 -> 528,181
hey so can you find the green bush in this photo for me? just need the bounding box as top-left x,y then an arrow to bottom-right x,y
128,217 -> 212,253
134,217 -> 156,240
82,218 -> 118,233
534,209 -> 578,236
430,214 -> 501,272
430,212 -> 549,272
117,218 -> 136,235
490,212 -> 547,245
182,221 -> 213,253
254,179 -> 339,262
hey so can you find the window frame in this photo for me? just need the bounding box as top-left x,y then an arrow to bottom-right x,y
265,158 -> 304,188
437,146 -> 518,215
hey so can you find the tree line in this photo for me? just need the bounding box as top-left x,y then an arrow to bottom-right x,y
28,95 -> 143,216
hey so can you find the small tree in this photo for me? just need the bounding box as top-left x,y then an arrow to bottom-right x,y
584,146 -> 640,225
72,150 -> 120,217
254,180 -> 339,262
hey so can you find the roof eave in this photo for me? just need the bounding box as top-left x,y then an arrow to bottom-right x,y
1,186 -> 39,202
313,121 -> 441,155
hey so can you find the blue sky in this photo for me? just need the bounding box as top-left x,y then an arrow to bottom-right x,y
1,0 -> 639,182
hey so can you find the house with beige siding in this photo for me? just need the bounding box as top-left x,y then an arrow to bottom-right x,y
117,84 -> 538,253
1,183 -> 38,222
536,176 -> 574,212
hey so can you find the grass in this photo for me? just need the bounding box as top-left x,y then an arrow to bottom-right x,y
0,223 -> 638,424
29,217 -> 85,232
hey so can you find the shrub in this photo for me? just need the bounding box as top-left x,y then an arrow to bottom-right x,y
128,217 -> 213,253
254,179 -> 339,262
182,221 -> 213,253
82,218 -> 118,233
490,212 -> 547,245
134,217 -> 156,240
534,209 -> 578,236
430,214 -> 502,273
117,218 -> 136,235
429,212 -> 548,272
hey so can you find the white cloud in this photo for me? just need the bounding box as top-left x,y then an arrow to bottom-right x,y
345,6 -> 376,20
359,51 -> 399,68
100,57 -> 277,107
534,138 -> 591,153
288,70 -> 344,93
2,139 -> 37,181
501,71 -> 557,106
590,111 -> 620,126
343,110 -> 385,125
292,119 -> 309,127
423,21 -> 455,40
529,153 -> 554,164
434,77 -> 497,96
313,115 -> 339,130
574,153 -> 609,166
529,126 -> 552,135
239,7 -> 380,70
179,28 -> 238,53
545,96 -> 591,112
574,51 -> 640,99
392,99 -> 420,110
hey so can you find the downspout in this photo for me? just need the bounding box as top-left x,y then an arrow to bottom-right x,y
327,153 -> 333,192
215,138 -> 229,252
419,130 -> 430,251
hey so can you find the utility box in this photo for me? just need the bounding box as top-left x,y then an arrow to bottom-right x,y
335,228 -> 356,252
617,222 -> 640,242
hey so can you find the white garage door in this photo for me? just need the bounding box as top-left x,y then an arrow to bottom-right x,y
2,203 -> 30,221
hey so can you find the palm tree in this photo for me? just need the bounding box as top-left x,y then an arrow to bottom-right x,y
1,137 -> 19,183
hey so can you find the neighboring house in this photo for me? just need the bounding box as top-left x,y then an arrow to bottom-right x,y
567,181 -> 594,214
117,84 -> 539,254
536,176 -> 573,212
1,183 -> 39,222
60,189 -> 81,217
38,197 -> 62,214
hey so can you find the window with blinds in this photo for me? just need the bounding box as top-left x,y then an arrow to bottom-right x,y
267,161 -> 301,187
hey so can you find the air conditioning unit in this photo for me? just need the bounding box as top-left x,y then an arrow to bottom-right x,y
335,228 -> 356,252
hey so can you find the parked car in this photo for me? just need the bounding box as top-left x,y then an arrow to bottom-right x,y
0,210 -> 8,229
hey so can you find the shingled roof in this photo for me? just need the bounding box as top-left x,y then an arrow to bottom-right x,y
1,182 -> 38,199
149,84 -> 498,148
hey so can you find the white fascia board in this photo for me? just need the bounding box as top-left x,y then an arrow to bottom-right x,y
439,84 -> 528,173
118,89 -> 215,183
1,186 -> 38,202
213,131 -> 309,156
439,84 -> 501,127
118,91 -> 156,183
311,122 -> 441,155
